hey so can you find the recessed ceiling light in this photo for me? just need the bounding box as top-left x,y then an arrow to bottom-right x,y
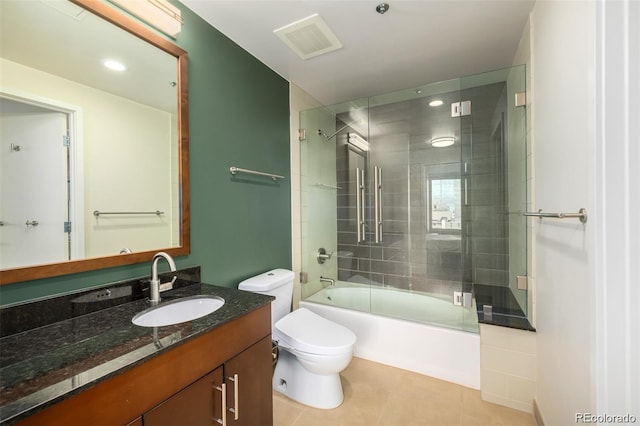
103,59 -> 126,72
376,3 -> 390,14
430,137 -> 455,147
429,99 -> 444,107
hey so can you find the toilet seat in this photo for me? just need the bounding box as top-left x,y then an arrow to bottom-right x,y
274,308 -> 356,355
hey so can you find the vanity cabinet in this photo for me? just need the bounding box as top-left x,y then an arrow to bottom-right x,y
16,303 -> 273,426
144,367 -> 223,425
144,336 -> 273,426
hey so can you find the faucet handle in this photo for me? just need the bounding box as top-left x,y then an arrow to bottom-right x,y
159,276 -> 178,292
317,248 -> 333,264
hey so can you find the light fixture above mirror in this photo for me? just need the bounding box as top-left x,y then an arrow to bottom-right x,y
109,0 -> 183,38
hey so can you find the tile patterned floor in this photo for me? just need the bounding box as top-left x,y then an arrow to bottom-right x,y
273,357 -> 537,426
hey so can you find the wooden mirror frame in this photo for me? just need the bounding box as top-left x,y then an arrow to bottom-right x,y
1,0 -> 190,285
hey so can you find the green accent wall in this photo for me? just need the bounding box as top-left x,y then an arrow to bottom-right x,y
0,2 -> 291,306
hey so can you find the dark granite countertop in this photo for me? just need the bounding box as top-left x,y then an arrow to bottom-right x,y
474,284 -> 536,331
0,272 -> 273,425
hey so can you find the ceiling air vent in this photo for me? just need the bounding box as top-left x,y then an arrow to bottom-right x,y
273,14 -> 342,60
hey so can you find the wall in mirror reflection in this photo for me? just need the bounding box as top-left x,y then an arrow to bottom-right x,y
0,58 -> 179,269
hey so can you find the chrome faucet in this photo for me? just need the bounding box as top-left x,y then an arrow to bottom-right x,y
150,252 -> 177,305
320,276 -> 335,287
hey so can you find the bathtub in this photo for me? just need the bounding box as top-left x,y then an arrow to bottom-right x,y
301,284 -> 480,389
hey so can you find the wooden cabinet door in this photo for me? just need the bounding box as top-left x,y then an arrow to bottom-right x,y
225,336 -> 273,426
144,367 -> 224,426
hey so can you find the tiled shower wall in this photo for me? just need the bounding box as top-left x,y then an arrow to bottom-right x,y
465,83 -> 510,288
335,82 -> 510,296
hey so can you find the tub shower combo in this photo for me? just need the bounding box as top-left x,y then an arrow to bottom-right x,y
298,66 -> 528,388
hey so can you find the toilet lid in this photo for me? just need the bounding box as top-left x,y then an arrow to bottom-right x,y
274,308 -> 356,355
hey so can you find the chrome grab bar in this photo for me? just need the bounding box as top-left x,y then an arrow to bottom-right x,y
523,208 -> 587,223
229,166 -> 285,181
93,210 -> 164,217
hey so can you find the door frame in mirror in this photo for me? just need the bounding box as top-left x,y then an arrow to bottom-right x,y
1,0 -> 190,285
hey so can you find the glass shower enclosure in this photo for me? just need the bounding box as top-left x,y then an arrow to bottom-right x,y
300,65 -> 528,333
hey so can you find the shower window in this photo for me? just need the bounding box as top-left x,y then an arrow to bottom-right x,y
429,177 -> 462,232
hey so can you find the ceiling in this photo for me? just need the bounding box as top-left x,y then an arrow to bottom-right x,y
0,0 -> 177,112
181,0 -> 535,106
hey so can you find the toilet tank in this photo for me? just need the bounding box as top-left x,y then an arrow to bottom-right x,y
238,269 -> 294,329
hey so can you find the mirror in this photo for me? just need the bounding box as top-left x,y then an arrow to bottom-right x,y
0,0 -> 189,284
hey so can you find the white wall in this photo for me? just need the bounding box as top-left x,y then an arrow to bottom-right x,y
530,1 -> 596,424
531,0 -> 639,424
593,0 -> 639,419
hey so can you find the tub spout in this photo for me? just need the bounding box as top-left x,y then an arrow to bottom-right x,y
320,276 -> 335,287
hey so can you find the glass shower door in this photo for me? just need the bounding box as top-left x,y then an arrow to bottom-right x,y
366,82 -> 471,331
300,65 -> 529,332
299,98 -> 375,315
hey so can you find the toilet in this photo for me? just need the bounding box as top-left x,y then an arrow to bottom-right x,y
238,269 -> 356,409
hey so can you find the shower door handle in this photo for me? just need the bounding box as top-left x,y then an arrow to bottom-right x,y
356,167 -> 366,242
374,166 -> 383,243
356,167 -> 361,242
464,177 -> 469,206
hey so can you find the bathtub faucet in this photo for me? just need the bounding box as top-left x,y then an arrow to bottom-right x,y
320,276 -> 335,287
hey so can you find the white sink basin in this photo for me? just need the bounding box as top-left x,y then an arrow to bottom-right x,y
132,295 -> 225,327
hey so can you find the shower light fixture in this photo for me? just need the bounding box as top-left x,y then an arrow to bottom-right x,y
430,137 -> 455,148
348,133 -> 370,151
429,99 -> 444,107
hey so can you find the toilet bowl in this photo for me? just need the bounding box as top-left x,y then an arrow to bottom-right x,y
238,269 -> 356,409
